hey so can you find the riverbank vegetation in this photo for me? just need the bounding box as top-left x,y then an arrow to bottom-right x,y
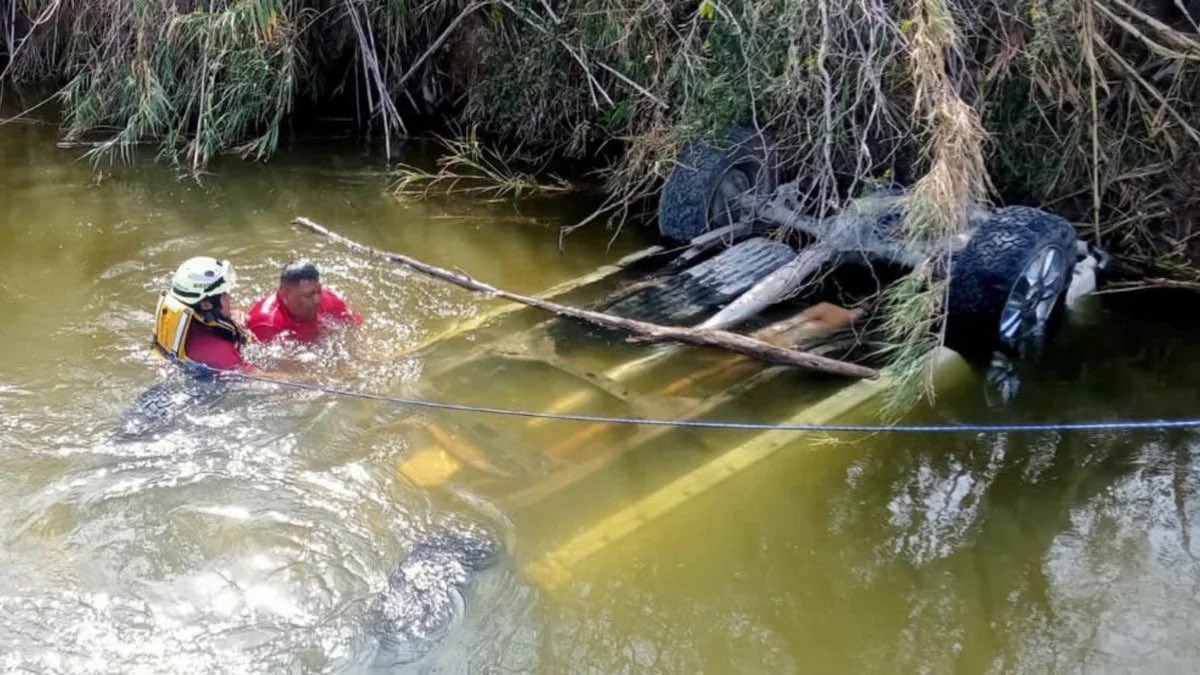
3,0 -> 1198,401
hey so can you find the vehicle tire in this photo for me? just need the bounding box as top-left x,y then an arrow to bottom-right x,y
116,375 -> 225,439
657,125 -> 779,243
945,206 -> 1078,362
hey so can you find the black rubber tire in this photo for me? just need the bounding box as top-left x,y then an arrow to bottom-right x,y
116,376 -> 226,439
657,125 -> 779,243
945,206 -> 1078,362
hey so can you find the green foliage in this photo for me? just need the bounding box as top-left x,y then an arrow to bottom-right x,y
876,269 -> 946,419
9,0 -> 305,167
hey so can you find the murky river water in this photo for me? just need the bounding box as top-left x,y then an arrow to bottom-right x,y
4,115 -> 1200,674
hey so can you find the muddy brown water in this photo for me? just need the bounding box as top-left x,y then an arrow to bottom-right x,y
3,117 -> 1200,673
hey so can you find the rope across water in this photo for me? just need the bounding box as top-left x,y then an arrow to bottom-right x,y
192,365 -> 1200,435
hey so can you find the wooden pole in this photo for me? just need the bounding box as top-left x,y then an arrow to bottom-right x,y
293,217 -> 878,379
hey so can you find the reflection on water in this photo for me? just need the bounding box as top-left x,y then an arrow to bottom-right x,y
0,118 -> 612,672
4,114 -> 1200,673
531,291 -> 1200,674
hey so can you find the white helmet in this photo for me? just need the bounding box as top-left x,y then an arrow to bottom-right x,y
169,256 -> 237,304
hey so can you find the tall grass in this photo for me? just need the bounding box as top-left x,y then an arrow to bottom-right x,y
4,1 -> 1194,240
877,0 -> 993,413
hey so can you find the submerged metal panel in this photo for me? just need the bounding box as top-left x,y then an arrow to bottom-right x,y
523,348 -> 975,593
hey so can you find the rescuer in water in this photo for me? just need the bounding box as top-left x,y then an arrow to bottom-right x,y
152,256 -> 254,371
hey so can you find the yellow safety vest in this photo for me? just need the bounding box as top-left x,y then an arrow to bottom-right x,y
152,293 -> 247,363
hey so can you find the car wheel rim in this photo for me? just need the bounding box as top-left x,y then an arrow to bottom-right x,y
707,165 -> 754,229
998,246 -> 1066,348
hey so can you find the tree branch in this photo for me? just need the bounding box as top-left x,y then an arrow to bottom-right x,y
294,216 -> 877,379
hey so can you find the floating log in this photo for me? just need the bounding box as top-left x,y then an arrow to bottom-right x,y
294,217 -> 878,379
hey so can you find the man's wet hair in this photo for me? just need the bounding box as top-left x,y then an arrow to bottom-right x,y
280,260 -> 320,285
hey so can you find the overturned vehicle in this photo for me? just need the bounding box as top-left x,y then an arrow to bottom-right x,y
327,130 -> 1114,628
652,126 -> 1108,364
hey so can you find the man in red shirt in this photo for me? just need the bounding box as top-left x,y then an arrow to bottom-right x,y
247,260 -> 363,343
